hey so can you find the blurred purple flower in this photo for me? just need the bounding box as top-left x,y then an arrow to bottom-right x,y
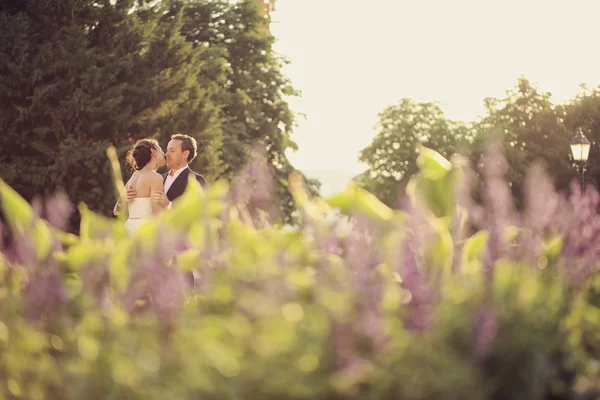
230,143 -> 280,224
517,162 -> 560,264
23,261 -> 68,321
121,231 -> 190,326
81,258 -> 110,304
44,191 -> 74,231
0,223 -> 4,253
553,183 -> 600,286
522,163 -> 559,233
479,143 -> 516,281
342,225 -> 386,353
32,196 -> 43,219
331,321 -> 357,369
392,199 -> 433,334
337,357 -> 373,389
28,192 -> 73,232
5,234 -> 37,267
473,305 -> 498,358
146,261 -> 187,324
321,235 -> 344,258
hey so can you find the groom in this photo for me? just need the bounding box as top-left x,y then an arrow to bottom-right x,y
127,134 -> 205,288
127,134 -> 206,206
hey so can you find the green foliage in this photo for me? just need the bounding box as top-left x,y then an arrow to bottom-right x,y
0,0 -> 223,229
160,0 -> 317,225
358,77 -> 600,207
563,86 -> 600,190
0,0 -> 312,230
357,99 -> 472,208
0,147 -> 599,399
473,76 -> 574,202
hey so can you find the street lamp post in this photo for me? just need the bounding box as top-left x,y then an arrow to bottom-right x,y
570,128 -> 591,192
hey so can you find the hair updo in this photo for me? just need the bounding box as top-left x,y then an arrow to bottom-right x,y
126,139 -> 159,171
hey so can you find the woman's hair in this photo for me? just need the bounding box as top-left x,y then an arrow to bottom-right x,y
126,139 -> 159,171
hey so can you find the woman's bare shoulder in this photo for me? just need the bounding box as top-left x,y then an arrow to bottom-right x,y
133,171 -> 158,194
148,171 -> 163,183
127,170 -> 140,186
137,171 -> 162,186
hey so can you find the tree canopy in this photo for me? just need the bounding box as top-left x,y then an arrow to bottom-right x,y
358,77 -> 598,207
357,99 -> 471,207
0,0 -> 314,230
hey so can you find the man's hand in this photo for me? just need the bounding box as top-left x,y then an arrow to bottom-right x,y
151,190 -> 170,208
126,186 -> 137,201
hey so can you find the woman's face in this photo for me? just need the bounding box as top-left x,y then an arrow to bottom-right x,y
153,146 -> 166,168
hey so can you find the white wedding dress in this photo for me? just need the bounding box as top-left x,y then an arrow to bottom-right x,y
125,197 -> 153,235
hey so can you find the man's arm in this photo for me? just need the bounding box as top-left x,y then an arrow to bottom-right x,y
126,186 -> 137,201
151,190 -> 171,209
195,173 -> 206,188
149,174 -> 166,215
124,172 -> 138,202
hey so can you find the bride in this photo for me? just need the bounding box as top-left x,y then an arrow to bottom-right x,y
113,138 -> 166,234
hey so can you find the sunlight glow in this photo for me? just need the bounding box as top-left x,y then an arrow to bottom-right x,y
270,0 -> 600,178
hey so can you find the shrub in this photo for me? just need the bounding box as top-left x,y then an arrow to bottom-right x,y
0,145 -> 599,399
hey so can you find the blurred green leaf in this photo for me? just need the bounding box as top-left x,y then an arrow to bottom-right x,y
31,220 -> 53,260
325,183 -> 393,222
462,230 -> 488,266
543,235 -> 563,261
78,203 -> 120,241
0,179 -> 34,234
417,146 -> 453,180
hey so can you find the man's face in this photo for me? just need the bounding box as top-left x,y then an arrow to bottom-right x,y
166,139 -> 188,169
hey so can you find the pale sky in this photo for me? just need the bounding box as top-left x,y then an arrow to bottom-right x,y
270,0 -> 600,174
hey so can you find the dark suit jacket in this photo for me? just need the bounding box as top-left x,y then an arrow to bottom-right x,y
162,167 -> 206,202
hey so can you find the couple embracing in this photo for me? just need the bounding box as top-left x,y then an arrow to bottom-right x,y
114,134 -> 206,234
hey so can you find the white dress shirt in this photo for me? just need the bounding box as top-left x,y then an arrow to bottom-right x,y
164,165 -> 188,194
163,165 -> 188,209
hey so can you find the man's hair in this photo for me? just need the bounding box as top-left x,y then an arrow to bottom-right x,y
171,134 -> 197,163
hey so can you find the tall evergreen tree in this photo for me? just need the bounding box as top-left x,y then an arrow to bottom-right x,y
0,0 -> 223,231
